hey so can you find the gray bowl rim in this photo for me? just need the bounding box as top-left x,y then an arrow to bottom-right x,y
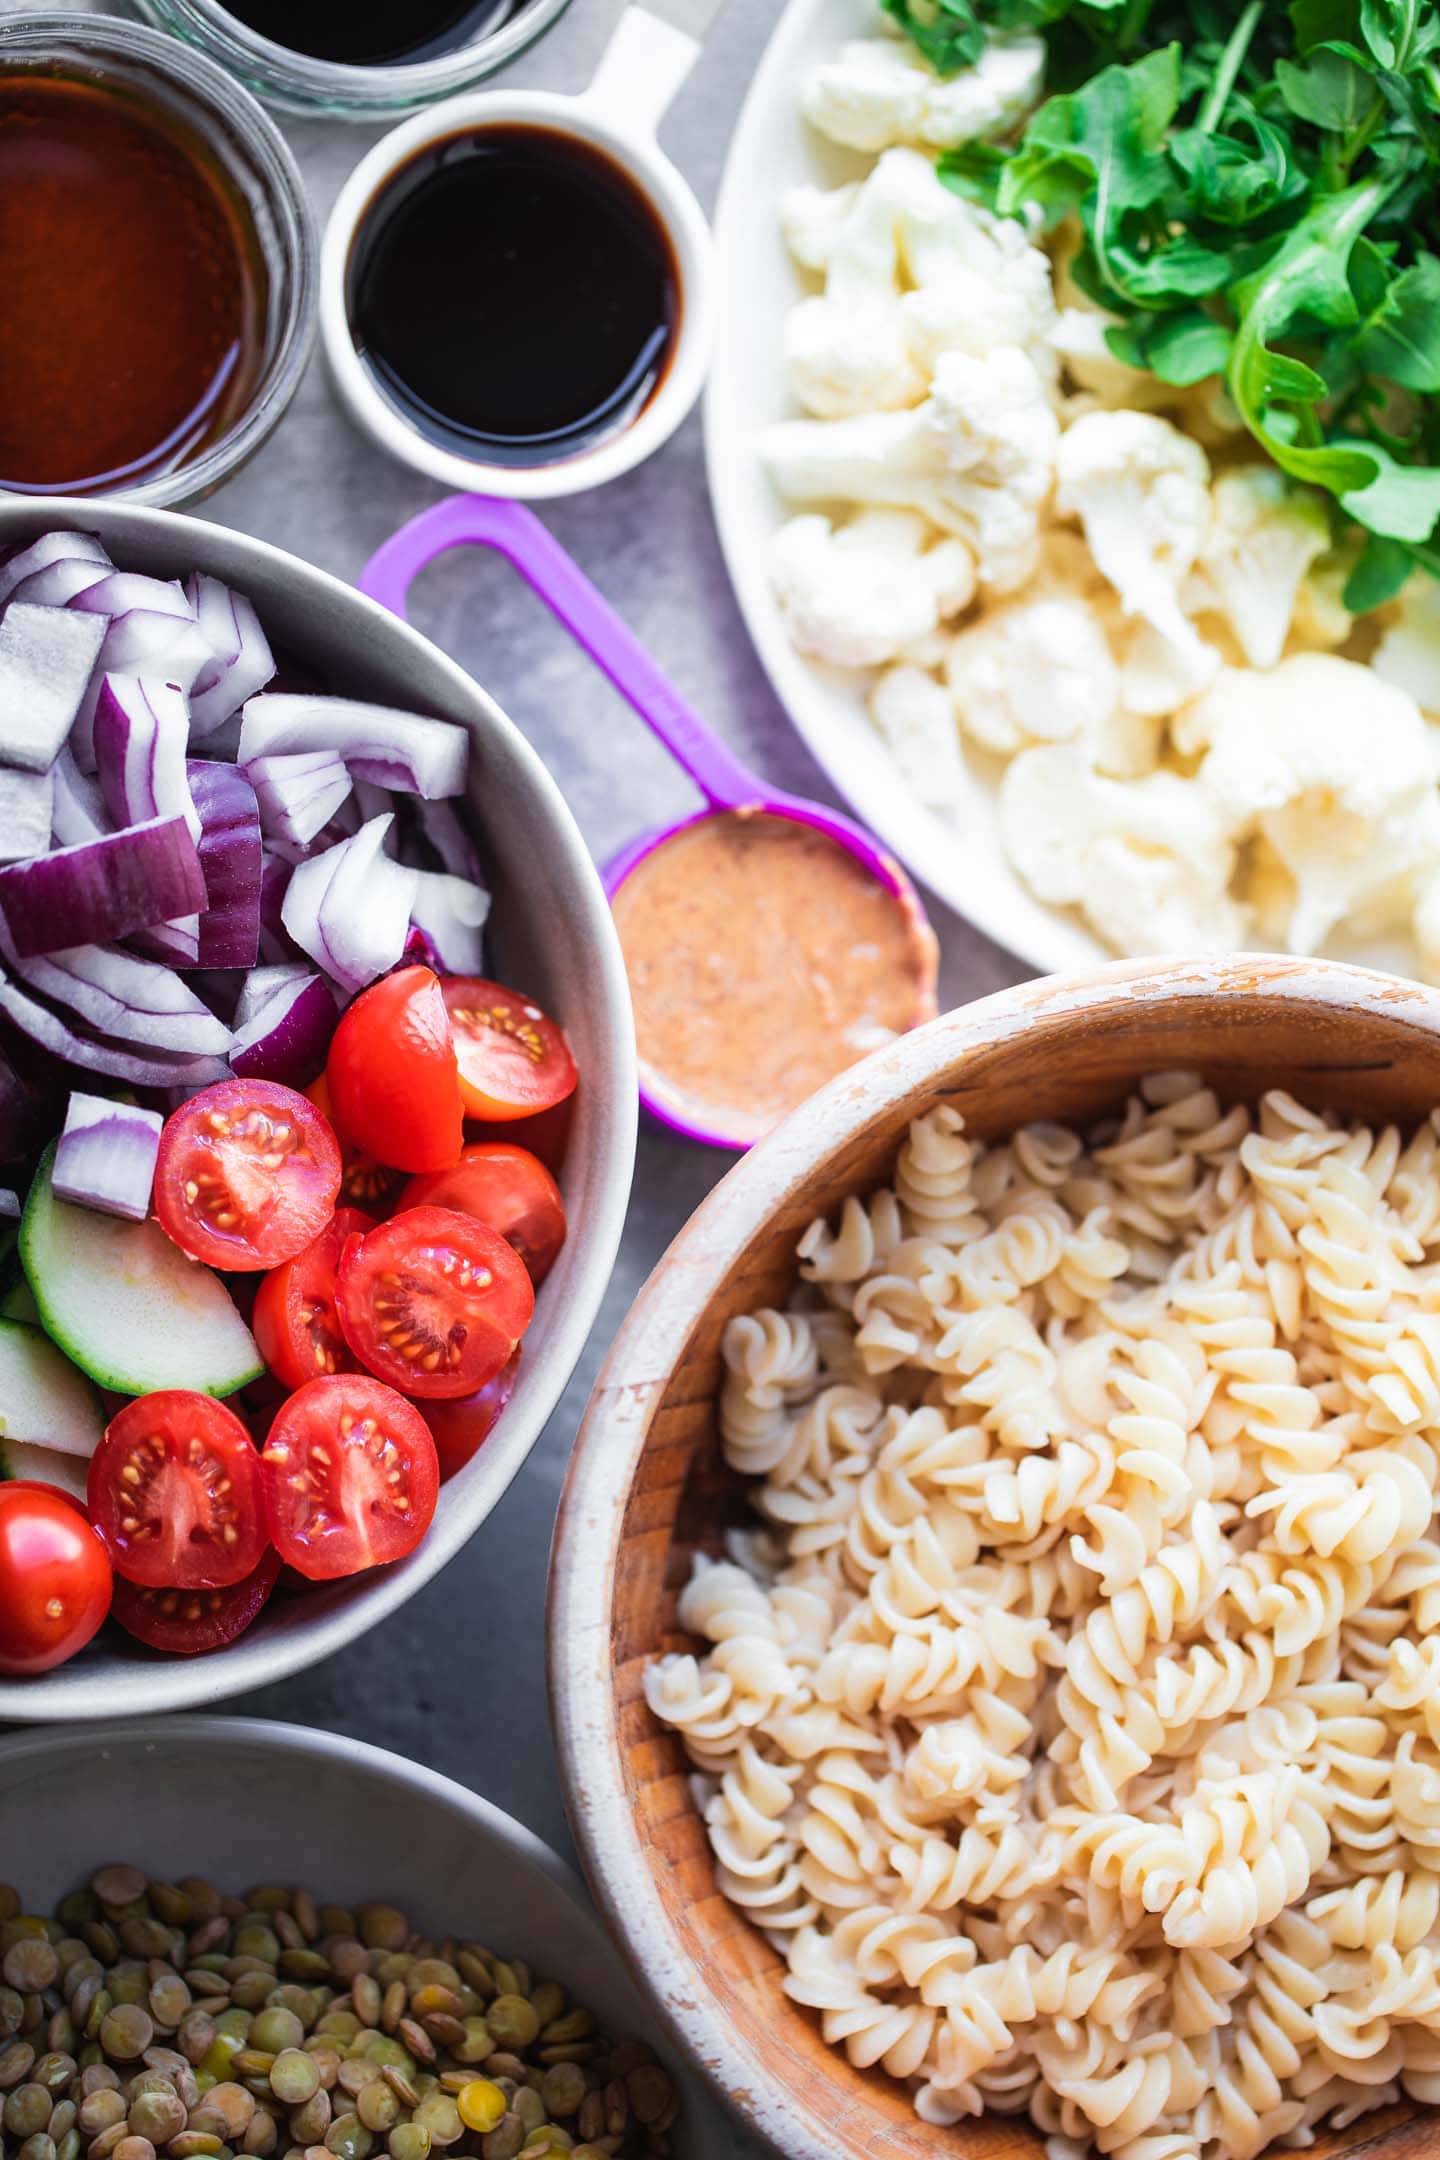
0,496 -> 638,1724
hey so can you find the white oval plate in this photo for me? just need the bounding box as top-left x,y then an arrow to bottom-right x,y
705,0 -> 1107,975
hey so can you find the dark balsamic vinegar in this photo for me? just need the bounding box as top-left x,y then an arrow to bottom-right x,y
212,0 -> 520,67
347,126 -> 679,469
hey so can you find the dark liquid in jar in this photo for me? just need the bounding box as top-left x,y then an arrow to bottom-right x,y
0,72 -> 265,495
211,0 -> 521,66
347,126 -> 678,469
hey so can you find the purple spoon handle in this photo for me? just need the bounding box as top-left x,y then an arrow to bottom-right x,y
360,493 -> 762,813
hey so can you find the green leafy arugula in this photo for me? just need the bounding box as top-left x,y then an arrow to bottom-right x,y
904,0 -> 1440,604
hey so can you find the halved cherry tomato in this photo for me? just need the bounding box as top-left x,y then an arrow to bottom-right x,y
336,1206 -> 534,1400
89,1392 -> 268,1590
253,1207 -> 376,1391
419,1351 -> 522,1481
401,1144 -> 566,1285
154,1079 -> 342,1272
110,1547 -> 280,1656
259,1375 -> 438,1580
307,1076 -> 406,1213
442,977 -> 577,1122
327,966 -> 463,1174
0,1483 -> 112,1675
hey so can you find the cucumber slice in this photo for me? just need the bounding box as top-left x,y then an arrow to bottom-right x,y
0,1314 -> 104,1457
21,1147 -> 263,1398
0,1434 -> 87,1502
0,1278 -> 39,1325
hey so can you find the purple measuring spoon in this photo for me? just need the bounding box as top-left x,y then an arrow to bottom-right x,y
361,493 -> 938,1151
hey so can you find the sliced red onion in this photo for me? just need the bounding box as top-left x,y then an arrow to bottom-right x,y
280,815 -> 417,994
53,1091 -> 163,1221
413,798 -> 482,882
0,768 -> 55,865
0,816 -> 206,959
189,760 -> 262,969
11,948 -> 232,1056
69,572 -> 190,620
187,575 -> 276,737
51,750 -> 108,847
0,530 -> 109,607
8,560 -> 113,609
128,919 -> 201,967
229,966 -> 337,1088
239,694 -> 468,800
409,870 -> 490,974
0,972 -> 228,1089
247,749 -> 353,851
71,614 -> 213,769
0,604 -> 108,773
257,851 -> 300,965
0,1034 -> 50,1164
93,675 -> 200,842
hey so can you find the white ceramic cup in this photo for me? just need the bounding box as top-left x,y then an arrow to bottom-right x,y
320,4 -> 714,499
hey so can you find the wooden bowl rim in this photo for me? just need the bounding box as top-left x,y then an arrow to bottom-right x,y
549,952 -> 1440,2157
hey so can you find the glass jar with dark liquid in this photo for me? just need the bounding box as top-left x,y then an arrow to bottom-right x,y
130,0 -> 574,117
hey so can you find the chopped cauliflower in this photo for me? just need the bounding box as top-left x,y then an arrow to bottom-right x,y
769,508 -> 975,670
1176,654 -> 1440,955
998,742 -> 1246,950
869,663 -> 968,811
764,343 -> 1058,592
1117,619 -> 1220,720
780,151 -> 1055,417
1186,467 -> 1331,669
1374,577 -> 1440,714
944,592 -> 1116,756
802,29 -> 1044,153
1055,410 -> 1213,655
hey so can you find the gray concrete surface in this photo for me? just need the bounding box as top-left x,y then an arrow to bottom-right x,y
7,0 -> 1029,2139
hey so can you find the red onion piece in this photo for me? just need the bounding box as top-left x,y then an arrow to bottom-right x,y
0,1188 -> 18,1221
409,869 -> 489,975
246,749 -> 353,851
187,575 -> 276,736
0,530 -> 108,607
8,560 -> 113,609
412,798 -> 483,882
239,694 -> 468,800
69,572 -> 190,620
50,750 -> 108,848
53,1091 -> 163,1221
93,675 -> 200,842
280,814 -> 417,994
0,1033 -> 50,1163
229,966 -> 337,1088
11,947 -> 232,1056
0,817 -> 206,960
0,971 -> 228,1089
0,768 -> 55,865
0,604 -> 108,773
188,760 -> 262,970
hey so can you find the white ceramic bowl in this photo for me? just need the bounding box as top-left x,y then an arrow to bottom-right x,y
0,1717 -> 727,2160
0,497 -> 636,1723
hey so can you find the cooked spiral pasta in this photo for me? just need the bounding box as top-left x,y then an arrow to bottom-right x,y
644,1082 -> 1440,2159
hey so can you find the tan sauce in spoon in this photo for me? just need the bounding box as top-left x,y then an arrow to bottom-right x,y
612,811 -> 937,1146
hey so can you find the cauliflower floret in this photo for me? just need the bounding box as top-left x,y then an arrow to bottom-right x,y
1374,576 -> 1440,714
1175,653 -> 1440,955
1289,554 -> 1358,653
869,663 -> 968,811
1186,467 -> 1331,669
780,151 -> 1056,416
1117,618 -> 1220,720
1050,298 -> 1178,415
769,508 -> 975,670
998,741 -> 1245,952
944,592 -> 1116,756
764,344 -> 1058,592
1055,410 -> 1212,657
802,30 -> 1044,153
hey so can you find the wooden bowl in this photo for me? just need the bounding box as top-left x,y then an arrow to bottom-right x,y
550,955 -> 1440,2160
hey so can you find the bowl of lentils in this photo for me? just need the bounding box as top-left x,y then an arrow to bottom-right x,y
0,1720 -> 730,2160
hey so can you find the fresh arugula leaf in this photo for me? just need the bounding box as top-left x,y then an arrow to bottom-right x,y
1344,532 -> 1417,607
1274,45 -> 1384,132
1107,311 -> 1234,382
1352,254 -> 1440,389
1342,441 -> 1440,540
1168,113 -> 1301,226
1290,0 -> 1362,53
879,0 -> 986,75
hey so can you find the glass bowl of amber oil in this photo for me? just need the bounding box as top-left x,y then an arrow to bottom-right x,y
127,0 -> 574,119
0,14 -> 316,505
